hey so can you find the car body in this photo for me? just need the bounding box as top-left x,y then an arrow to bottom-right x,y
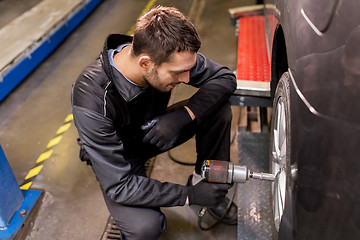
264,0 -> 360,239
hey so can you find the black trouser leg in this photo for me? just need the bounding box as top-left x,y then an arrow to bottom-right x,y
160,100 -> 232,174
194,101 -> 232,174
102,190 -> 166,240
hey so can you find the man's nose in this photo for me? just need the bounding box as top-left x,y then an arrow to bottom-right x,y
179,71 -> 190,83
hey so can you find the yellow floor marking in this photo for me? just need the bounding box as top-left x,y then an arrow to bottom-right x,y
20,182 -> 32,190
56,122 -> 71,135
25,165 -> 43,180
126,0 -> 157,35
65,114 -> 73,122
36,149 -> 53,163
47,135 -> 63,148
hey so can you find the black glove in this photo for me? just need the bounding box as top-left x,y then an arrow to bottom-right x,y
141,107 -> 192,151
187,180 -> 232,208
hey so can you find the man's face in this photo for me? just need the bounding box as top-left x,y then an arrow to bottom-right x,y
144,51 -> 197,92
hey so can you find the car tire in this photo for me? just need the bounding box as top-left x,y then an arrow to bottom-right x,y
270,72 -> 296,239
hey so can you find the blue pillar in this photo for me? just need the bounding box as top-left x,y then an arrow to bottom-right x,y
0,146 -> 43,240
0,147 -> 24,228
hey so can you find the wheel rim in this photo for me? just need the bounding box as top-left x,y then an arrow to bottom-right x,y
272,97 -> 287,231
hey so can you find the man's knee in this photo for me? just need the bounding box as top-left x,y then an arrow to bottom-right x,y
202,101 -> 232,126
115,209 -> 166,240
127,214 -> 165,239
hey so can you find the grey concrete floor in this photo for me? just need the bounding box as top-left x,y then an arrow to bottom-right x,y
0,0 -> 256,239
0,0 -> 42,28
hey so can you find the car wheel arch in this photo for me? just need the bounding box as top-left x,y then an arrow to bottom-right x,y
270,24 -> 288,101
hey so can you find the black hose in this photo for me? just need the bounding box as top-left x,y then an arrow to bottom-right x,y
197,183 -> 237,231
167,148 -> 196,166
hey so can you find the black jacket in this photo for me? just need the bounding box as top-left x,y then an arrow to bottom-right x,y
71,34 -> 236,207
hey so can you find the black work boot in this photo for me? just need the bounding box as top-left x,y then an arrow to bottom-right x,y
207,196 -> 237,225
187,175 -> 238,225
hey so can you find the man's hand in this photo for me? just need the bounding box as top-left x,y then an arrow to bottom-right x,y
141,107 -> 193,151
187,180 -> 232,207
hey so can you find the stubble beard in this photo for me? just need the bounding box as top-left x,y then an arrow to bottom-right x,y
144,67 -> 170,92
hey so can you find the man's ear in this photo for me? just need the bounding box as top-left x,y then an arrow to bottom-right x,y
138,55 -> 154,70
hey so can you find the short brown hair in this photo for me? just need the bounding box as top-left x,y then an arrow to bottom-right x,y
132,6 -> 201,65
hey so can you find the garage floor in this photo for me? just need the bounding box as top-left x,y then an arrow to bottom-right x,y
0,0 -> 257,239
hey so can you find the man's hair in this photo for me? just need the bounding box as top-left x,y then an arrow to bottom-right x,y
132,6 -> 201,65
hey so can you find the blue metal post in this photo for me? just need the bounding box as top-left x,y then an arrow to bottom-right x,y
0,147 -> 24,228
0,146 -> 43,240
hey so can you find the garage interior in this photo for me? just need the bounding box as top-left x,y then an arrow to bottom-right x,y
0,0 -> 274,239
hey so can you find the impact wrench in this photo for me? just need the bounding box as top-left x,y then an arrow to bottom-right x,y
201,159 -> 275,184
197,160 -> 275,230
